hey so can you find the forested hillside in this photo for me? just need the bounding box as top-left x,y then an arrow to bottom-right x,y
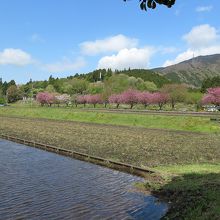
154,54 -> 220,87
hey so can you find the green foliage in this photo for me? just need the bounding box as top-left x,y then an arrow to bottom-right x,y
105,74 -> 130,94
104,72 -> 161,94
45,84 -> 56,93
6,85 -> 21,103
64,78 -> 89,95
32,88 -> 44,98
161,84 -> 188,109
19,83 -> 33,98
87,82 -> 104,94
75,69 -> 169,88
164,72 -> 182,83
105,73 -> 157,93
0,79 -> 2,95
33,80 -> 48,90
117,69 -> 170,88
48,75 -> 65,93
185,92 -> 203,104
0,80 -> 16,95
0,88 -> 3,97
185,92 -> 203,111
201,76 -> 220,93
141,81 -> 157,91
76,69 -> 113,82
3,68 -> 170,99
0,97 -> 6,104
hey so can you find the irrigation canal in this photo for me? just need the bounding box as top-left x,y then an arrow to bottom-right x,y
0,139 -> 167,220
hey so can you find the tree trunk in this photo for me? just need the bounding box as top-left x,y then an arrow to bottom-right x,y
171,100 -> 175,109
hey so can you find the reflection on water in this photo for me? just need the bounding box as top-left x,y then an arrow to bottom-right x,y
0,139 -> 167,219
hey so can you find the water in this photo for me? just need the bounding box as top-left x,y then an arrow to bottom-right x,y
0,139 -> 167,220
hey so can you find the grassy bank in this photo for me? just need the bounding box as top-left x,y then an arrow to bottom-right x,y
0,112 -> 219,219
0,106 -> 220,133
136,164 -> 220,220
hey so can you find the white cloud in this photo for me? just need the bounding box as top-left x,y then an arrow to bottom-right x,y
163,24 -> 220,67
0,48 -> 32,66
80,34 -> 138,55
183,24 -> 219,49
163,50 -> 192,66
196,5 -> 213,12
44,57 -> 86,72
98,47 -> 155,70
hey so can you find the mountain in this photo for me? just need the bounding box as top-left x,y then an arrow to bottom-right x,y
153,54 -> 220,87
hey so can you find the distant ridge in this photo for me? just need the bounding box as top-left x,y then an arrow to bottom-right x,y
153,54 -> 220,87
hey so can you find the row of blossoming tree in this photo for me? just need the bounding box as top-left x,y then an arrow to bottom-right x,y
36,90 -> 169,110
36,87 -> 220,110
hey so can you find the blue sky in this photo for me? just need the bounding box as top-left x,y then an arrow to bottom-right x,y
0,0 -> 220,83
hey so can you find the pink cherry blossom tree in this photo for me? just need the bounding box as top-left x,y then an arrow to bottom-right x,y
77,95 -> 88,107
202,87 -> 220,106
86,94 -> 102,108
36,92 -> 55,106
138,91 -> 153,109
151,92 -> 169,110
109,94 -> 123,108
120,89 -> 139,109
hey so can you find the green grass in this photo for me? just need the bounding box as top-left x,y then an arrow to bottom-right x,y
0,106 -> 220,133
139,164 -> 220,220
155,164 -> 220,175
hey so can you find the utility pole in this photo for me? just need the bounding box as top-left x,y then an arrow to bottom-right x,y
192,52 -> 195,66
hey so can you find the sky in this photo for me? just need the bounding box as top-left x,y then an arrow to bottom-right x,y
0,0 -> 220,83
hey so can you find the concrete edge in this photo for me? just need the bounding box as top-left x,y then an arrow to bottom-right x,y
0,133 -> 155,178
